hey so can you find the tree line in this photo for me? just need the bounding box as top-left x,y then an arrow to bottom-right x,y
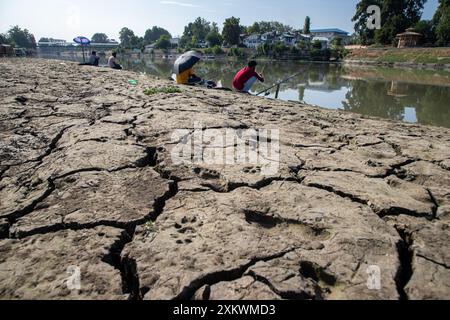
353,0 -> 450,46
0,26 -> 36,48
116,16 -> 313,51
1,1 -> 449,50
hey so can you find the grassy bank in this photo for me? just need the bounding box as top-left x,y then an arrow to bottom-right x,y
346,47 -> 450,64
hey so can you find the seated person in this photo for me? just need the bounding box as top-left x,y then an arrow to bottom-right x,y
232,60 -> 265,93
176,68 -> 202,85
79,51 -> 100,66
108,52 -> 123,70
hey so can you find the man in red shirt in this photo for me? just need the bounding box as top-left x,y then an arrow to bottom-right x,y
232,60 -> 265,93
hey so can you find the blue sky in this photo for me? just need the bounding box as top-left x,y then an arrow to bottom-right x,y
0,0 -> 439,41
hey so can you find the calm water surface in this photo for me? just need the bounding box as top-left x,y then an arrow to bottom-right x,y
40,53 -> 450,128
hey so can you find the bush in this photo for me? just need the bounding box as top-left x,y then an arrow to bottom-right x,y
212,45 -> 224,55
228,47 -> 245,57
312,40 -> 323,49
154,35 -> 171,50
297,40 -> 308,50
330,48 -> 350,61
257,43 -> 271,56
290,46 -> 299,54
204,45 -> 224,55
310,48 -> 331,61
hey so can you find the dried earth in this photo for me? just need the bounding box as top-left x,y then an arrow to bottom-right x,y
0,58 -> 449,300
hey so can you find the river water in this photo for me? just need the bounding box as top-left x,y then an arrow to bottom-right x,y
39,53 -> 450,128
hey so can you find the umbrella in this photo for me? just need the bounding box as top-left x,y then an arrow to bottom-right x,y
73,36 -> 91,62
173,51 -> 202,75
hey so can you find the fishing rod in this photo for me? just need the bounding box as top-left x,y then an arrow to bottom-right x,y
256,71 -> 303,96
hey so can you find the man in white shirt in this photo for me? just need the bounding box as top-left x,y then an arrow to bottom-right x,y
108,52 -> 122,70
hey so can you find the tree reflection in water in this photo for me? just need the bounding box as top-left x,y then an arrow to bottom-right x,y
115,57 -> 450,128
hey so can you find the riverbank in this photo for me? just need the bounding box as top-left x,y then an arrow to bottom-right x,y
345,47 -> 450,71
0,58 -> 449,300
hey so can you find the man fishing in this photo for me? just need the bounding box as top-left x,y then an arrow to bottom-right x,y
232,60 -> 265,93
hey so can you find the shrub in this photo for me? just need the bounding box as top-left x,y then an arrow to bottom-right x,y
154,35 -> 171,50
212,45 -> 224,55
312,40 -> 323,49
228,47 -> 245,57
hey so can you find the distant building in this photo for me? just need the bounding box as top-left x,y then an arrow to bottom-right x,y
312,37 -> 330,49
196,40 -> 207,48
396,28 -> 422,48
0,44 -> 14,57
242,30 -> 340,49
243,34 -> 261,48
170,38 -> 180,48
279,33 -> 296,46
310,29 -> 350,43
89,41 -> 119,48
261,32 -> 277,45
38,38 -> 68,47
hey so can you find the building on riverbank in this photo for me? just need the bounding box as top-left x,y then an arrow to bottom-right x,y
243,34 -> 262,48
37,39 -> 68,47
0,44 -> 14,57
310,29 -> 350,44
396,28 -> 422,48
243,32 -> 312,49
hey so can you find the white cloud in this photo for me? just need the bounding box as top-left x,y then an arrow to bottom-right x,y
160,1 -> 201,8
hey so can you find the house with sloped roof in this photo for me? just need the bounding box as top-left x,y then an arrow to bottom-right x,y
310,28 -> 350,43
243,34 -> 262,48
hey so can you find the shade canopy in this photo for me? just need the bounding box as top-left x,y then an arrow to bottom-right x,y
173,51 -> 202,75
73,36 -> 91,46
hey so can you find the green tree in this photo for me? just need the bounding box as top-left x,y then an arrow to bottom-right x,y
181,17 -> 211,48
312,40 -> 323,49
433,0 -> 450,23
247,22 -> 261,34
303,16 -> 311,34
7,26 -> 36,48
222,17 -> 242,46
435,5 -> 450,45
353,0 -> 427,45
119,27 -> 140,48
331,37 -> 344,47
297,40 -> 308,50
353,0 -> 381,45
256,21 -> 293,33
144,26 -> 171,44
0,33 -> 8,44
91,33 -> 109,43
206,24 -> 223,47
154,35 -> 171,49
414,20 -> 435,44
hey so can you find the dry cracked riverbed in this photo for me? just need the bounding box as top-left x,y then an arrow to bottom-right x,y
0,58 -> 449,300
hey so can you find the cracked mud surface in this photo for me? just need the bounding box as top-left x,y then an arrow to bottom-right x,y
0,58 -> 449,300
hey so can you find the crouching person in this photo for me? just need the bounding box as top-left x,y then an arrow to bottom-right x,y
232,60 -> 265,93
